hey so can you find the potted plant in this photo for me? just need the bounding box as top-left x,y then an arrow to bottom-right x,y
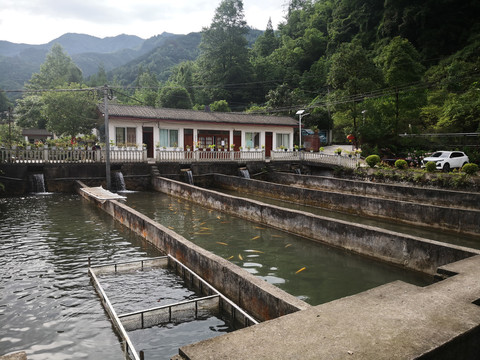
335,147 -> 342,155
186,145 -> 191,151
230,143 -> 235,151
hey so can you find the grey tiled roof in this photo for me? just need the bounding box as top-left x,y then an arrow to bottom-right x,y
98,103 -> 298,127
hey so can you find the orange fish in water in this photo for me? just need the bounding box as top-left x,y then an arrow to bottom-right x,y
285,244 -> 292,248
250,235 -> 260,241
216,242 -> 228,246
255,226 -> 265,229
238,254 -> 243,260
227,256 -> 234,260
168,226 -> 175,230
295,267 -> 306,274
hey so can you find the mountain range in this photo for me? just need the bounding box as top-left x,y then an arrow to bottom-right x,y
1,31 -> 257,99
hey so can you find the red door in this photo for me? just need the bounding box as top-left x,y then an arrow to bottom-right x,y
265,132 -> 273,157
233,131 -> 241,151
184,129 -> 193,150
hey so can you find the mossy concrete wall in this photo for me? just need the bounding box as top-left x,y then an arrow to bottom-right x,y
152,176 -> 480,275
216,174 -> 480,236
76,181 -> 308,322
267,172 -> 480,210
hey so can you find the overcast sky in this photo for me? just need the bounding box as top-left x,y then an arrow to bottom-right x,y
0,0 -> 288,44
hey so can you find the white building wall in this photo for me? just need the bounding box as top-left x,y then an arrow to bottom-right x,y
108,119 -> 295,150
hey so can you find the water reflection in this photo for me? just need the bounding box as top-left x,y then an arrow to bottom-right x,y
125,192 -> 432,306
0,194 -> 162,360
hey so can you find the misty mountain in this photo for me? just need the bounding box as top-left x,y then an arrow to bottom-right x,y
0,30 -> 262,99
0,32 -> 201,97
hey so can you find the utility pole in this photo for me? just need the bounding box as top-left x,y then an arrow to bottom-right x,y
103,85 -> 111,190
8,107 -> 12,148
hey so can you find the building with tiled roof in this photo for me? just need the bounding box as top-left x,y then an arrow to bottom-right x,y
98,104 -> 297,157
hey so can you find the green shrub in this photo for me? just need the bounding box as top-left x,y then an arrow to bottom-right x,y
365,154 -> 381,168
425,161 -> 437,172
394,159 -> 408,169
462,163 -> 479,175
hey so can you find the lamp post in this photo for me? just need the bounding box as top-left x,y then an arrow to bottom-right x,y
296,109 -> 309,149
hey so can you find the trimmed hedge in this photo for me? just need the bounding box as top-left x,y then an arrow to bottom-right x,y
365,154 -> 381,168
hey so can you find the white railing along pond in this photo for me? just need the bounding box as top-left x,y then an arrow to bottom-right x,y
271,150 -> 360,169
0,147 -> 359,168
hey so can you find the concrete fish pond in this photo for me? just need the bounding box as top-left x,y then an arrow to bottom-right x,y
76,174 -> 480,359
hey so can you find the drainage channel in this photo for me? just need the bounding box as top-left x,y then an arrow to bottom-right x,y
89,255 -> 258,360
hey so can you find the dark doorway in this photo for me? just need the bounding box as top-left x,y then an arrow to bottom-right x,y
142,127 -> 154,158
184,129 -> 193,150
265,132 -> 273,157
233,131 -> 241,151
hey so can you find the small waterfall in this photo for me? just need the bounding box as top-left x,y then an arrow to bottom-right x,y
184,170 -> 194,185
30,173 -> 46,193
112,172 -> 126,192
239,168 -> 250,179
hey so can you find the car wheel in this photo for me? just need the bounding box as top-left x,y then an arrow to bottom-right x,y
443,163 -> 450,172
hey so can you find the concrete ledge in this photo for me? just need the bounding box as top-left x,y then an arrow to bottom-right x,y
152,176 -> 480,275
0,352 -> 27,360
268,172 -> 480,210
217,174 -> 480,236
178,255 -> 480,360
76,181 -> 308,321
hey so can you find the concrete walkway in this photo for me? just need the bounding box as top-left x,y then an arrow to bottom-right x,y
176,255 -> 480,359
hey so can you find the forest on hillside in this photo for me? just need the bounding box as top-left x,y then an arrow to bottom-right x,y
1,0 -> 479,159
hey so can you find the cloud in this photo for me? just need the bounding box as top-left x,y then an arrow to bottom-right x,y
0,0 -> 287,44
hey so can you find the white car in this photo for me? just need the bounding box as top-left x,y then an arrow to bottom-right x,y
421,151 -> 469,172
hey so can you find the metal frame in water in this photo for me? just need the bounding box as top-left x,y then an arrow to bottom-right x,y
89,255 -> 258,359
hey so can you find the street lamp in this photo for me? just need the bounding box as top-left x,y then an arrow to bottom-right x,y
296,109 -> 309,149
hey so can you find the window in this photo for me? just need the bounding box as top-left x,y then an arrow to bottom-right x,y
115,127 -> 136,146
245,132 -> 260,148
276,133 -> 289,148
159,129 -> 178,147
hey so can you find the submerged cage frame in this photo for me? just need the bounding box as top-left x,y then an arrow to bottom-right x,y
89,255 -> 258,359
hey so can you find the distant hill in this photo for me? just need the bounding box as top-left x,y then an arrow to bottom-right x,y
0,30 -> 262,99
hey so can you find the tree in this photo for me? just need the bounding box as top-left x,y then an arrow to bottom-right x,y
196,0 -> 253,108
0,90 -> 10,113
157,84 -> 193,109
41,84 -> 98,138
253,18 -> 279,57
209,100 -> 231,112
328,41 -> 382,146
15,95 -> 46,129
132,70 -> 159,107
375,37 -> 425,134
27,44 -> 83,90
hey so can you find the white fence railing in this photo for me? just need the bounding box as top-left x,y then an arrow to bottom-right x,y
271,150 -> 360,169
0,147 -> 359,168
155,149 -> 265,163
0,147 -> 146,164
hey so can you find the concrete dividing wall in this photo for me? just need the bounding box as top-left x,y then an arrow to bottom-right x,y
216,174 -> 480,236
75,181 -> 309,322
267,172 -> 480,210
151,176 -> 480,275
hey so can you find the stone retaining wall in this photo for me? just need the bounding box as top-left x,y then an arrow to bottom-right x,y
267,172 -> 480,210
217,174 -> 480,236
152,176 -> 480,275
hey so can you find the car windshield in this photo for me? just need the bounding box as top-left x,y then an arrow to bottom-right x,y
431,152 -> 449,158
